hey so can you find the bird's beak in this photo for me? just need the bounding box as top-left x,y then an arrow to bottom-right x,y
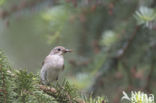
64,49 -> 72,53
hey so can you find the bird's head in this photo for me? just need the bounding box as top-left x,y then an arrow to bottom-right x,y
50,46 -> 72,55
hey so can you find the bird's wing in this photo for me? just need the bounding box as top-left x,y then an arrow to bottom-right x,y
41,56 -> 50,84
42,56 -> 49,66
40,67 -> 47,84
42,60 -> 45,66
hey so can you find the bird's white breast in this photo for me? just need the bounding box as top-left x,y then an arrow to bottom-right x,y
45,55 -> 64,69
41,54 -> 64,82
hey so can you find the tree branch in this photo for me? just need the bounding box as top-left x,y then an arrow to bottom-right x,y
117,26 -> 140,59
90,25 -> 141,97
39,85 -> 82,103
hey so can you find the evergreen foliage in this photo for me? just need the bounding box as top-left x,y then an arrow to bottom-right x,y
0,51 -> 15,103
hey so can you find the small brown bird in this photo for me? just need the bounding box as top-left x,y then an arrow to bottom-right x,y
40,46 -> 71,85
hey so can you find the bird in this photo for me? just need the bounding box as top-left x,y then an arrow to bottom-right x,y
40,46 -> 71,85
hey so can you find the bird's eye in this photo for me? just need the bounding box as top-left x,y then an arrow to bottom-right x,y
57,48 -> 61,51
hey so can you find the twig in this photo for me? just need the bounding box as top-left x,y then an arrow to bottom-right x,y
39,85 -> 57,95
117,26 -> 140,59
39,85 -> 82,103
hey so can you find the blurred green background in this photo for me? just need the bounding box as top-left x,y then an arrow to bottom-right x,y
0,0 -> 156,102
